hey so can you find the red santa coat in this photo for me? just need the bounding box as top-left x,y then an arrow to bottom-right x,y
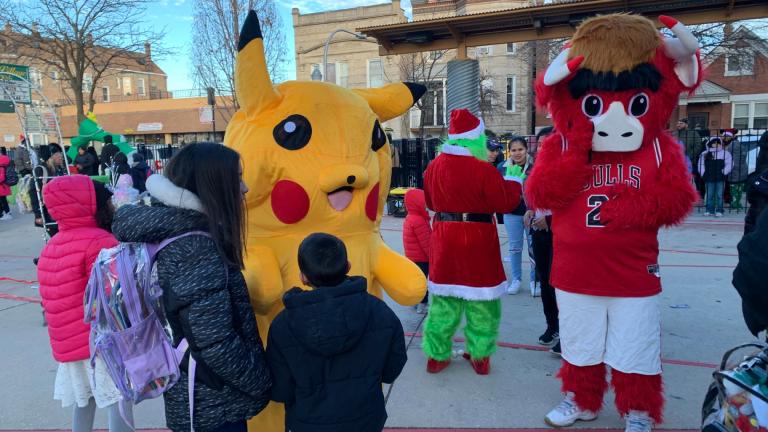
423,144 -> 521,300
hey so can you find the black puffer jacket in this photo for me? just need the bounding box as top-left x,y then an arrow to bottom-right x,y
733,209 -> 768,336
266,277 -> 407,432
112,189 -> 270,431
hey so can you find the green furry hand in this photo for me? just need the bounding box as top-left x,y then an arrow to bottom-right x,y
506,164 -> 526,181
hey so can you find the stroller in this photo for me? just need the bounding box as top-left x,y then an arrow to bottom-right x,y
703,343 -> 768,432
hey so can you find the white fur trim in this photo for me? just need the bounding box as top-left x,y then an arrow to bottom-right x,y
440,144 -> 474,157
504,176 -> 523,184
428,280 -> 507,301
146,174 -> 205,213
448,118 -> 485,141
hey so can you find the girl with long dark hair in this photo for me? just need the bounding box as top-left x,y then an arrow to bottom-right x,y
111,143 -> 271,432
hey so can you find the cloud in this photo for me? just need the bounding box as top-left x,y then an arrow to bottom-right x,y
278,0 -> 383,13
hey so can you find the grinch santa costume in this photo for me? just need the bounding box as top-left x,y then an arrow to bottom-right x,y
525,14 -> 701,432
422,109 -> 522,375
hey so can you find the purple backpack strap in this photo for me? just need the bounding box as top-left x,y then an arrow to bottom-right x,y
146,231 -> 211,261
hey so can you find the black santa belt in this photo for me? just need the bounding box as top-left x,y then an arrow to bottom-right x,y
435,212 -> 494,223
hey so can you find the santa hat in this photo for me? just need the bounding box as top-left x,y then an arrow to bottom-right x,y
449,109 -> 484,141
722,128 -> 737,137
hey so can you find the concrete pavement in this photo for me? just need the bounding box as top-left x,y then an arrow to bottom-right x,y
0,210 -> 755,431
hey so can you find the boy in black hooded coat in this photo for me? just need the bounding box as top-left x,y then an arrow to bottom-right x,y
266,233 -> 407,432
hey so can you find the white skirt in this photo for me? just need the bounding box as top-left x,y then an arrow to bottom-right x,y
53,358 -> 123,408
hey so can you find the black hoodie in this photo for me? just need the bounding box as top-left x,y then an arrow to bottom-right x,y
733,209 -> 768,336
266,276 -> 407,432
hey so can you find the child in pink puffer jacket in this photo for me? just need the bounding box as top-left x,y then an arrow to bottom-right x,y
38,175 -> 132,432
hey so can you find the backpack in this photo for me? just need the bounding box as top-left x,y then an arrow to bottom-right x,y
702,343 -> 768,432
4,164 -> 18,186
85,231 -> 210,429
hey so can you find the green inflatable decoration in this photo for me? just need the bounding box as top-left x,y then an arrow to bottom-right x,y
67,112 -> 134,160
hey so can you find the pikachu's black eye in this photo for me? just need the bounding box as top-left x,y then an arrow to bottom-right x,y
274,115 -> 312,150
372,120 -> 387,151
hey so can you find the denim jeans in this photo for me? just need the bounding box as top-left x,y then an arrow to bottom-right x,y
503,213 -> 536,283
705,181 -> 725,213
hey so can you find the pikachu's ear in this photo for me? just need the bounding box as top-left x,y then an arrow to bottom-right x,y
236,10 -> 281,116
353,82 -> 426,122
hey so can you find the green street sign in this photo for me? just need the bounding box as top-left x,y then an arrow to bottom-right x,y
0,63 -> 32,104
0,100 -> 13,113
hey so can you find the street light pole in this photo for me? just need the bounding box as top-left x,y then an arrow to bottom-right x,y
323,29 -> 368,83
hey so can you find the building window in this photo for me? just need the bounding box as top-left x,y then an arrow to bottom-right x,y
506,43 -> 516,55
368,59 -> 384,88
725,52 -> 754,77
83,73 -> 93,93
337,62 -> 349,88
30,68 -> 43,88
506,76 -> 516,112
101,86 -> 110,103
418,80 -> 446,127
122,77 -> 132,95
477,46 -> 493,56
137,78 -> 145,96
755,103 -> 768,129
733,103 -> 749,129
480,77 -> 494,109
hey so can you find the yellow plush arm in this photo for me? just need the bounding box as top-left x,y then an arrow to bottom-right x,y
372,242 -> 427,306
244,245 -> 284,315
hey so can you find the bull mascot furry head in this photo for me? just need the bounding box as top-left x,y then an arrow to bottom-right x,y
526,14 -> 701,229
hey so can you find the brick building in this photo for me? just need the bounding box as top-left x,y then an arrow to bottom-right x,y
675,26 -> 768,132
293,0 -> 534,139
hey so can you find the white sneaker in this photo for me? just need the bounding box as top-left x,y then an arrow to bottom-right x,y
545,393 -> 598,427
506,279 -> 521,295
625,411 -> 653,432
0,213 -> 12,221
715,212 -> 723,218
703,212 -> 713,217
530,281 -> 541,297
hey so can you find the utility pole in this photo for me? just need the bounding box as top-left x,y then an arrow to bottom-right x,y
207,87 -> 216,140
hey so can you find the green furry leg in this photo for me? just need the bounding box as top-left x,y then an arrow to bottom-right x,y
731,183 -> 745,209
464,299 -> 502,358
422,295 -> 464,361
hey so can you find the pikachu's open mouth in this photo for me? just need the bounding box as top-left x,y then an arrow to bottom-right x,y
328,187 -> 354,211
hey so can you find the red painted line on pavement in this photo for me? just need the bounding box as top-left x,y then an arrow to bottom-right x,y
404,333 -> 718,369
0,293 -> 41,304
0,276 -> 37,284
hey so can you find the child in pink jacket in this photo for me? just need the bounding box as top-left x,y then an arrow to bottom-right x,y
38,175 -> 132,431
403,188 -> 432,314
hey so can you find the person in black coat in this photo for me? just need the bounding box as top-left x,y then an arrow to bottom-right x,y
129,153 -> 150,193
74,146 -> 98,175
744,131 -> 768,234
266,233 -> 407,432
112,143 -> 270,432
100,135 -> 120,171
733,208 -> 768,337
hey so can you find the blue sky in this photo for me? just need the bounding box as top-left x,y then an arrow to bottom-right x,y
148,0 -> 413,91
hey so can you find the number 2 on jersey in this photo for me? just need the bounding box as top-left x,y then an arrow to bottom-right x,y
586,195 -> 609,227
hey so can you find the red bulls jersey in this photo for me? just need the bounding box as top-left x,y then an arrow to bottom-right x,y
551,138 -> 664,297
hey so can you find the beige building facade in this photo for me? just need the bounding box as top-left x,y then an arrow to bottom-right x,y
292,0 -> 535,139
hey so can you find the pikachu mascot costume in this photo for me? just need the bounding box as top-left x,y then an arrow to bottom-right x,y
224,11 -> 428,431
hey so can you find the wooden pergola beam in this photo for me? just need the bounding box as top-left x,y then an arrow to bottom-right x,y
358,0 -> 768,56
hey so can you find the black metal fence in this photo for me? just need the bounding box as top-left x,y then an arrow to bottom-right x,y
389,129 -> 767,214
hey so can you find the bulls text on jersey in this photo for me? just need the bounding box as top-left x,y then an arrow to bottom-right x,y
583,163 -> 642,192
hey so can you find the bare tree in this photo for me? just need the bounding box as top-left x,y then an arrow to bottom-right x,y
0,0 -> 168,123
399,50 -> 449,139
478,70 -> 507,123
190,0 -> 286,120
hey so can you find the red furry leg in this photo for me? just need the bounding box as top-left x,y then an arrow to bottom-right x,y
557,361 -> 607,413
612,370 -> 664,424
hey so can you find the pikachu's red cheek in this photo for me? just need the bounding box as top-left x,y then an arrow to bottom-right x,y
365,183 -> 380,221
271,180 -> 310,224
